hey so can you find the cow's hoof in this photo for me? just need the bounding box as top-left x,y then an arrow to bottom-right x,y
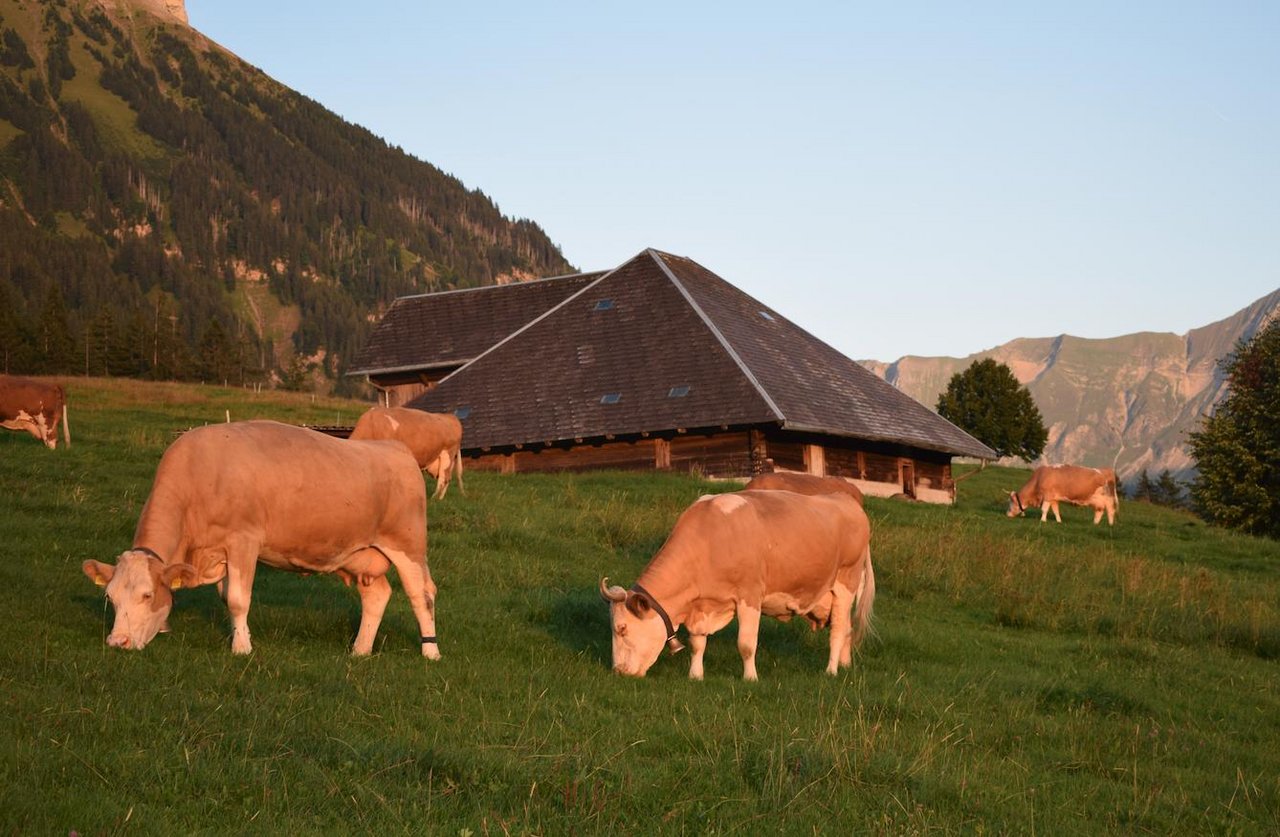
422,645 -> 441,661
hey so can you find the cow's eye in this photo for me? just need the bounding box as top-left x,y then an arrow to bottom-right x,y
142,592 -> 153,600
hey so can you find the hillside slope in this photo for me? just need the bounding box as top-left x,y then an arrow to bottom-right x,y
862,288 -> 1280,482
0,0 -> 571,386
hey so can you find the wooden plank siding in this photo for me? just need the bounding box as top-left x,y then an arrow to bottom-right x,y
453,425 -> 956,502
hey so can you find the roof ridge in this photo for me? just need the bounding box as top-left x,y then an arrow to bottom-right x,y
390,271 -> 602,303
432,265 -> 621,386
645,249 -> 785,423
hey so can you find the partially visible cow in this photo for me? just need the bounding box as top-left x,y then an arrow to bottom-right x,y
600,490 -> 874,681
745,471 -> 865,506
82,421 -> 441,658
349,406 -> 464,500
0,375 -> 69,449
1008,464 -> 1119,525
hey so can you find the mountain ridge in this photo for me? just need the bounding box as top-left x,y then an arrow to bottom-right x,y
861,288 -> 1280,483
0,0 -> 571,389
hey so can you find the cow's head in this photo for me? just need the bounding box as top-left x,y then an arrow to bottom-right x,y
600,578 -> 667,677
1006,491 -> 1026,518
82,551 -> 198,650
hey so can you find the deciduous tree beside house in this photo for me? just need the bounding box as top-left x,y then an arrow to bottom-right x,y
936,358 -> 1047,462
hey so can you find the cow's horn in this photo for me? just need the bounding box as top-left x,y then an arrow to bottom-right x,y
599,577 -> 627,603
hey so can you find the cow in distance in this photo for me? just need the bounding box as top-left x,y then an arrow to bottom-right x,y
0,375 -> 69,449
1008,464 -> 1119,525
745,471 -> 864,505
350,406 -> 464,500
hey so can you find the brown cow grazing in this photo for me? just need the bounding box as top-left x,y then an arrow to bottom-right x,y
745,471 -> 865,506
0,375 -> 69,449
350,406 -> 465,500
1008,464 -> 1119,525
81,421 -> 441,658
601,490 -> 874,681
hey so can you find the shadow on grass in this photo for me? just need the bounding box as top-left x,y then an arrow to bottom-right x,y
532,589 -> 612,669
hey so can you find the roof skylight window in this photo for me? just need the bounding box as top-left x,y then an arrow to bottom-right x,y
454,406 -> 472,419
758,310 -> 775,321
600,393 -> 622,405
594,299 -> 615,311
668,386 -> 691,398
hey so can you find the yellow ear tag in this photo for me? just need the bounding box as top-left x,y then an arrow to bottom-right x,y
169,577 -> 184,590
95,576 -> 107,587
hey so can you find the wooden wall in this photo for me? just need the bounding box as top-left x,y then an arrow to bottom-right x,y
459,426 -> 957,503
465,431 -> 754,477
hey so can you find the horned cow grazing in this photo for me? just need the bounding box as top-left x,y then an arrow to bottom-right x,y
81,421 -> 441,657
1008,464 -> 1119,525
0,375 -> 69,449
745,471 -> 865,505
350,406 -> 465,500
601,490 -> 875,681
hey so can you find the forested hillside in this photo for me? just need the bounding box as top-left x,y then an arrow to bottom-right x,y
0,0 -> 572,391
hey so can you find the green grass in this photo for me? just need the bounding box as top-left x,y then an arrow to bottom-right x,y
2,379 -> 1278,833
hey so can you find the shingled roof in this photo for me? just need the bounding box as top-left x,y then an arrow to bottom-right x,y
407,250 -> 996,459
349,271 -> 603,376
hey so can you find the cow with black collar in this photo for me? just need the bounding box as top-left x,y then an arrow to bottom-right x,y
601,490 -> 874,681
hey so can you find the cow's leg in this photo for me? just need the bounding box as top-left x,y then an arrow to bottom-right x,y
736,603 -> 762,682
827,583 -> 854,674
432,451 -> 450,500
1106,501 -> 1115,525
352,574 -> 392,655
381,548 -> 441,660
223,542 -> 258,654
1039,501 -> 1050,522
687,633 -> 708,680
1093,506 -> 1103,525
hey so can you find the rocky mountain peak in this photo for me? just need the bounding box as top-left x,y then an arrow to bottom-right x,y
862,288 -> 1280,484
99,0 -> 188,25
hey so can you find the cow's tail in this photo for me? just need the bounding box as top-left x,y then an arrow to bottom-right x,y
1108,469 -> 1119,521
61,403 -> 70,448
850,544 -> 876,648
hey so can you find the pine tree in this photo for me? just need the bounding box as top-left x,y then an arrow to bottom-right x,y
1155,470 -> 1185,508
1189,318 -> 1280,537
35,284 -> 77,373
1133,470 -> 1156,502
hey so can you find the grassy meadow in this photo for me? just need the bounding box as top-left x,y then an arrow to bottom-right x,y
1,378 -> 1278,833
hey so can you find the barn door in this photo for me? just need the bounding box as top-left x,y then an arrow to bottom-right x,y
900,461 -> 916,498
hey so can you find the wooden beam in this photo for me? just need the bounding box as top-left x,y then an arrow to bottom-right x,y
655,438 -> 671,470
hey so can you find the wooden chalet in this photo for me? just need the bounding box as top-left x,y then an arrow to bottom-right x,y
352,249 -> 995,503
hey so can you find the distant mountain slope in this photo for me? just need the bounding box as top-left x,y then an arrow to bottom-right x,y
861,289 -> 1280,483
0,0 -> 571,387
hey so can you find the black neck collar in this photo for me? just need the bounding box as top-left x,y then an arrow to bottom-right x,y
131,546 -> 165,563
630,583 -> 684,654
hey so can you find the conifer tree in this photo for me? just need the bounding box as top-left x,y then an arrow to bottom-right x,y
1189,319 -> 1280,537
1133,470 -> 1156,502
1155,470 -> 1185,508
35,284 -> 77,373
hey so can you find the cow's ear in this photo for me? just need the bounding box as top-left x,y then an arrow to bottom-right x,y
625,592 -> 652,619
161,563 -> 199,591
82,560 -> 114,587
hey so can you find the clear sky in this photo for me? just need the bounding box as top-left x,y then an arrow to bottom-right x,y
186,1 -> 1278,361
